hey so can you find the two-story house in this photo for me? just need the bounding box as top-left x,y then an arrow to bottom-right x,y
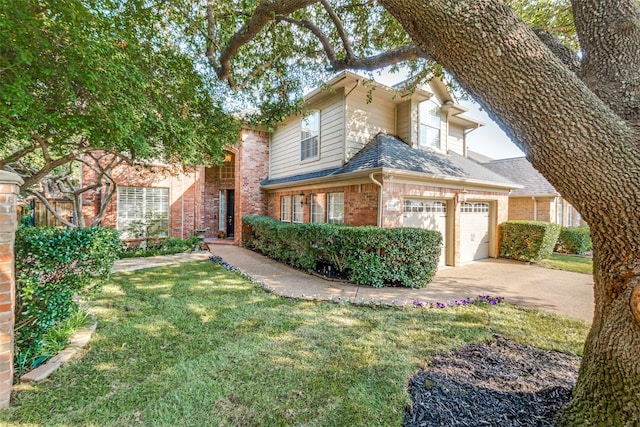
261,71 -> 519,266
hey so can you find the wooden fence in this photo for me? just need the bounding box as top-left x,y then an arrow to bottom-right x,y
19,199 -> 74,228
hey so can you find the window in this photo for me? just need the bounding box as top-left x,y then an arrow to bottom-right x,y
327,192 -> 344,224
419,100 -> 441,149
311,194 -> 325,223
301,110 -> 320,161
117,187 -> 169,238
461,202 -> 489,213
404,200 -> 446,213
280,196 -> 291,222
220,152 -> 234,179
292,195 -> 304,223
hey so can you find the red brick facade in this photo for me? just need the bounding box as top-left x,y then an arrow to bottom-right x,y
267,182 -> 378,226
0,171 -> 22,409
81,128 -> 270,243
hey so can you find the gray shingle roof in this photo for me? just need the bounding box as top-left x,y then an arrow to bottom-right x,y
483,157 -> 558,196
261,133 -> 519,188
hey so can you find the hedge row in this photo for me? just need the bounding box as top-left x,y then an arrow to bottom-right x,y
499,221 -> 561,261
15,226 -> 121,365
556,226 -> 592,255
242,216 -> 441,288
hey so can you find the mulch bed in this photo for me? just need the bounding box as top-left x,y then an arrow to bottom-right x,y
404,335 -> 581,427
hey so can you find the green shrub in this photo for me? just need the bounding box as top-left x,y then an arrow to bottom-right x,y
556,226 -> 592,255
243,216 -> 441,288
119,236 -> 202,258
14,226 -> 120,370
499,221 -> 561,261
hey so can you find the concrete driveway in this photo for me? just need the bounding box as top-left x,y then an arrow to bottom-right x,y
209,245 -> 594,323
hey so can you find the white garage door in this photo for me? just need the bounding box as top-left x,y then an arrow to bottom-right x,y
403,200 -> 447,266
460,202 -> 490,263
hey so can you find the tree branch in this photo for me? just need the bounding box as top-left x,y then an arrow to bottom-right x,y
332,44 -> 425,71
26,189 -> 76,228
320,0 -> 354,59
532,28 -> 581,74
0,142 -> 38,169
206,0 -> 321,86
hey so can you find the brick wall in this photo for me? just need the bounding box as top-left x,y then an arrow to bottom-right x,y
81,153 -> 205,239
0,171 -> 23,409
508,196 -> 556,222
266,182 -> 378,226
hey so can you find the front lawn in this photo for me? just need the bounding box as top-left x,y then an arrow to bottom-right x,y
538,253 -> 593,274
2,260 -> 589,426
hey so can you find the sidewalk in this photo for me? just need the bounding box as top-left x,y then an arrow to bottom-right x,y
112,245 -> 594,323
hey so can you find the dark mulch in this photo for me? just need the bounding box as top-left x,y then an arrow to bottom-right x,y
404,335 -> 581,427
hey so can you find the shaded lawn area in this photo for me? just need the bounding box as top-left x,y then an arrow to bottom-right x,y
2,260 -> 589,426
538,253 -> 593,275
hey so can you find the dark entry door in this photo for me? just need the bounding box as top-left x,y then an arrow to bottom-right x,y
226,190 -> 235,237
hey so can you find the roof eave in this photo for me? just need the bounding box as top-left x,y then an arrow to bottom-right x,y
382,168 -> 523,191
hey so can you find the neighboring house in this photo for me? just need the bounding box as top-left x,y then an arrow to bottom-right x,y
80,128 -> 270,244
481,157 -> 583,226
261,71 -> 520,266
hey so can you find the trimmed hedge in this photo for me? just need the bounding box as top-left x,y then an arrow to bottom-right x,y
243,216 -> 441,288
499,220 -> 561,261
556,226 -> 592,255
14,226 -> 121,365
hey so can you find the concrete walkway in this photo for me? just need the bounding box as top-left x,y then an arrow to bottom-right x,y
112,246 -> 594,323
208,244 -> 594,323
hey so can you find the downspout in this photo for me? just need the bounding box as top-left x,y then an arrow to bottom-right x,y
463,124 -> 481,158
369,172 -> 383,228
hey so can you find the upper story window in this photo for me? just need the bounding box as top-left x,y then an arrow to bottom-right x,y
419,100 -> 441,150
220,152 -> 234,180
301,110 -> 320,161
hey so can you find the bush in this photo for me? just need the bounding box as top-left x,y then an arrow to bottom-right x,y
119,236 -> 203,258
243,216 -> 441,288
556,226 -> 592,255
499,221 -> 561,261
14,226 -> 120,370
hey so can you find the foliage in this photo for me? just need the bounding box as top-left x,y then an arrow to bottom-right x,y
499,221 -> 561,262
243,216 -> 441,288
14,226 -> 120,367
0,0 -> 240,190
119,236 -> 204,258
555,226 -> 592,255
0,261 -> 588,426
14,308 -> 91,377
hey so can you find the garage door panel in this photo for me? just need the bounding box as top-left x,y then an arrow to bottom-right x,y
460,202 -> 490,263
403,200 -> 447,266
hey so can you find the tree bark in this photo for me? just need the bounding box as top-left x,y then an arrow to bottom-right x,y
378,0 -> 640,423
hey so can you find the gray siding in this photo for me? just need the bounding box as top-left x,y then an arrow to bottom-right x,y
269,92 -> 345,180
345,86 -> 396,161
447,124 -> 465,155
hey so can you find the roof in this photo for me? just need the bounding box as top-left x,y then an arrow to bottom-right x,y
483,157 -> 559,196
262,134 -> 519,189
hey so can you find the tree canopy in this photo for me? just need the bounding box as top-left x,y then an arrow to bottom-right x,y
0,0 -> 240,191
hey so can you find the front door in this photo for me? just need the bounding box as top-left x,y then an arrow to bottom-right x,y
226,190 -> 235,238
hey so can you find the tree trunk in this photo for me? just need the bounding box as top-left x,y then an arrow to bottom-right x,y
378,0 -> 640,423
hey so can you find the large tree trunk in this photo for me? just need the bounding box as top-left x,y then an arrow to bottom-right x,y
378,0 -> 640,423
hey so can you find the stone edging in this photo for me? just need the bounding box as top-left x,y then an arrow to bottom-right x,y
20,315 -> 97,383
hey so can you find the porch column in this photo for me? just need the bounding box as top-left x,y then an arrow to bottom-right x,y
0,171 -> 23,409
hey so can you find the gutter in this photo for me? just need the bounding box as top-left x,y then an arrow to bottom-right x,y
369,172 -> 384,227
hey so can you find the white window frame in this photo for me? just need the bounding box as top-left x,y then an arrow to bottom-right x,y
311,194 -> 325,224
300,110 -> 320,161
117,186 -> 169,238
461,202 -> 489,213
280,196 -> 292,222
292,195 -> 304,223
327,192 -> 344,224
419,100 -> 442,150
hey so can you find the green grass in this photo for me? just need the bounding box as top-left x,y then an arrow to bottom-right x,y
538,253 -> 593,274
2,260 -> 589,426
